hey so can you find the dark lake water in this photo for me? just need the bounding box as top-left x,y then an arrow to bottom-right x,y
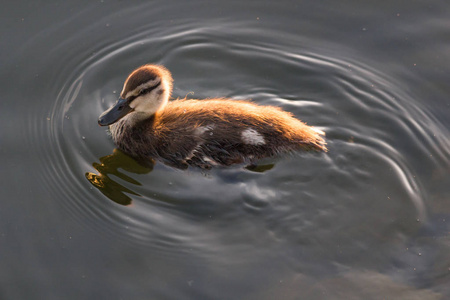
2,0 -> 450,299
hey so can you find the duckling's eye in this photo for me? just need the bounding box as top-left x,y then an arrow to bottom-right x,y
139,86 -> 154,96
128,81 -> 162,102
139,81 -> 162,97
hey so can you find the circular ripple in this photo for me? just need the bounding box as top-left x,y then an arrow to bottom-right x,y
28,15 -> 450,261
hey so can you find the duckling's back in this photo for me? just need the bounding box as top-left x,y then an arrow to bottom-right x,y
111,99 -> 326,168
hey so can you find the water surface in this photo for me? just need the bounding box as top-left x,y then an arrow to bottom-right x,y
1,1 -> 450,299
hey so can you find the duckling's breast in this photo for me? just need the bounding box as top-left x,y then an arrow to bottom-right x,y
109,117 -> 156,158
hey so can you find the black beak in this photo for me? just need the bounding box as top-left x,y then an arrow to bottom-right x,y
98,98 -> 133,126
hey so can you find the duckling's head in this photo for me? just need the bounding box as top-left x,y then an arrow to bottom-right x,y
98,65 -> 173,126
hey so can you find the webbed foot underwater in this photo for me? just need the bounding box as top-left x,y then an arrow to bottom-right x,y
98,64 -> 326,168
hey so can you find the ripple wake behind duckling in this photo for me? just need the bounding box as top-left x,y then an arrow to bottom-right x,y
98,64 -> 326,169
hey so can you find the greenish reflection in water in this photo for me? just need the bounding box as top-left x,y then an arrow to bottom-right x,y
86,149 -> 153,205
86,148 -> 275,205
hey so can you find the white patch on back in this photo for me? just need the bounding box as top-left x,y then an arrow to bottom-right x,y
194,125 -> 214,136
241,128 -> 265,145
184,125 -> 215,161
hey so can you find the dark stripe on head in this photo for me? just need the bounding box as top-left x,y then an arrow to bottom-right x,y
127,80 -> 162,102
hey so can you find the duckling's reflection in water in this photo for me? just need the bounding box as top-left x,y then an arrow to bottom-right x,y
86,148 -> 275,205
85,149 -> 154,205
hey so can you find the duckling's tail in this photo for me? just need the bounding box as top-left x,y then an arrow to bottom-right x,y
311,127 -> 325,136
310,127 -> 328,152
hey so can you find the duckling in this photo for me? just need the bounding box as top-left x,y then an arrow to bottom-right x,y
98,64 -> 326,169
